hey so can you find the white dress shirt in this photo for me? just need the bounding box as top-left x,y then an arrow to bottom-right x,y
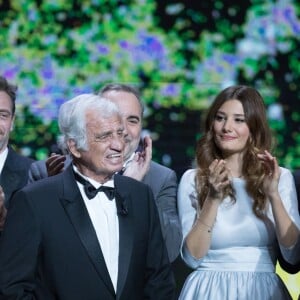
73,167 -> 119,291
0,147 -> 8,174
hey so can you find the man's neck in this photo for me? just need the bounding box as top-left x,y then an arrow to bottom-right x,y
73,164 -> 114,184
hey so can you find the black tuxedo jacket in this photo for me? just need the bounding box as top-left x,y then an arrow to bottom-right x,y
28,156 -> 182,263
0,146 -> 34,207
0,165 -> 175,300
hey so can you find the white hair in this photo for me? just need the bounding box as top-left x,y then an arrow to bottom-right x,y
58,93 -> 121,152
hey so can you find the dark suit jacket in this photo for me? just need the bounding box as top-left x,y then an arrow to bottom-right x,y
28,157 -> 182,263
278,170 -> 300,274
143,161 -> 181,262
0,165 -> 175,300
0,146 -> 34,207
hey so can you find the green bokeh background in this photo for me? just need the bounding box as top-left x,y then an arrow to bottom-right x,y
0,0 -> 299,176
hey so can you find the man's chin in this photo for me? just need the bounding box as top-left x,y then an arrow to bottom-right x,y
124,151 -> 133,161
109,165 -> 124,174
124,144 -> 139,159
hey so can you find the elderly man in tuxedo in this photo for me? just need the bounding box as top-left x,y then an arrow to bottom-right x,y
28,83 -> 182,264
0,94 -> 175,300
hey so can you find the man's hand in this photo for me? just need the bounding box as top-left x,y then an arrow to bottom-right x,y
46,153 -> 66,177
0,186 -> 7,231
123,136 -> 152,181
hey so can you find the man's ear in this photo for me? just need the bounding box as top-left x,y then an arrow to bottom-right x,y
67,139 -> 81,158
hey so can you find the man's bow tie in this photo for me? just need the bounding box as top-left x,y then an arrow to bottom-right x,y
74,171 -> 115,200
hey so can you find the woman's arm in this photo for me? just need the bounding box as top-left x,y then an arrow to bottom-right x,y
182,160 -> 230,259
258,151 -> 300,248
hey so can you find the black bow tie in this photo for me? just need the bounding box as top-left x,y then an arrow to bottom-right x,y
73,171 -> 115,200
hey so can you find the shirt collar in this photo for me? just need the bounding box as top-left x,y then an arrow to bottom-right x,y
73,165 -> 114,188
0,147 -> 8,174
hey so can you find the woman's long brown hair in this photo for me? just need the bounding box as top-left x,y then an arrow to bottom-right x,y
195,85 -> 273,218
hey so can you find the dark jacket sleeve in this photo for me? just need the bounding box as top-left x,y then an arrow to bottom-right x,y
144,186 -> 176,300
143,162 -> 182,263
0,190 -> 48,299
27,160 -> 47,184
155,169 -> 182,263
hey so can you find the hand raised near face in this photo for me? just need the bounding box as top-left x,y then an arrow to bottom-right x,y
123,136 -> 152,181
257,150 -> 281,198
46,153 -> 66,177
207,159 -> 231,201
0,186 -> 7,231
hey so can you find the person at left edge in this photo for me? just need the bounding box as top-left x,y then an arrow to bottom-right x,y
0,94 -> 175,300
0,75 -> 34,232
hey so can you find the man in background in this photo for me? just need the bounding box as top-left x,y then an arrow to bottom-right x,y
99,83 -> 182,263
0,75 -> 34,231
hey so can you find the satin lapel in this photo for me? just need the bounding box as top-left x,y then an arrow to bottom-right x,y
115,175 -> 134,298
59,166 -> 115,295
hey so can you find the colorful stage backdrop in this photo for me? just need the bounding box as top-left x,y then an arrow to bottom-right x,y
0,0 -> 299,298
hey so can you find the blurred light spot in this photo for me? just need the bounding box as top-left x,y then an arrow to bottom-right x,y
268,103 -> 283,121
162,154 -> 172,166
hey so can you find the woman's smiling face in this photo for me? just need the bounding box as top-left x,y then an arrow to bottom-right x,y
213,99 -> 250,157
